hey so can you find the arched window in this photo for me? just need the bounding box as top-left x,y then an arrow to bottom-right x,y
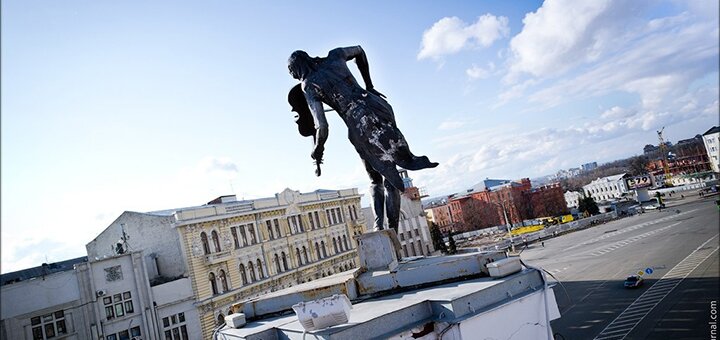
281,252 -> 289,271
256,259 -> 264,279
333,238 -> 339,253
302,246 -> 309,264
211,230 -> 221,252
248,261 -> 256,282
209,272 -> 218,295
217,314 -> 225,326
201,232 -> 211,255
239,264 -> 247,284
315,242 -> 321,259
296,248 -> 303,266
219,270 -> 228,292
343,235 -> 349,250
321,241 -> 327,258
274,254 -> 281,273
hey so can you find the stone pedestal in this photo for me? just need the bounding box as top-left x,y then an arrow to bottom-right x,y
355,229 -> 402,272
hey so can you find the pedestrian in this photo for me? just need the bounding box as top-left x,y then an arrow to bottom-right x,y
542,241 -> 545,248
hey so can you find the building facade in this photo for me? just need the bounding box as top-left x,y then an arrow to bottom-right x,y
702,126 -> 720,173
363,170 -> 435,258
423,197 -> 454,234
564,191 -> 582,209
2,187 -> 366,340
582,173 -> 629,203
173,188 -> 365,338
1,258 -> 92,340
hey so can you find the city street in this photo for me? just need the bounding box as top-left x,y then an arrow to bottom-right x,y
520,196 -> 719,339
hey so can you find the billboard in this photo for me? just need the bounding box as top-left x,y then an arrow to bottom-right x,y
626,175 -> 653,190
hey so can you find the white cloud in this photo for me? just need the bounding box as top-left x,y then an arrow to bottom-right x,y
418,14 -> 509,60
466,62 -> 495,80
505,0 -> 645,83
438,120 -> 465,130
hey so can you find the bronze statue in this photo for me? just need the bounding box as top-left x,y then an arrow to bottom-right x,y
288,46 -> 438,231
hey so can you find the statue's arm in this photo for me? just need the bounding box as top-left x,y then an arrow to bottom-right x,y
335,46 -> 386,98
304,87 -> 328,162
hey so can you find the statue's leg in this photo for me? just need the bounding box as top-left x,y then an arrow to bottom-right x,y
385,179 -> 401,232
363,160 -> 385,231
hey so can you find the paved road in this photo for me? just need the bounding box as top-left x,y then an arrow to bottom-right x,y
519,196 -> 719,340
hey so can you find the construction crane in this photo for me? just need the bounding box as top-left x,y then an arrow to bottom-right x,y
657,127 -> 672,186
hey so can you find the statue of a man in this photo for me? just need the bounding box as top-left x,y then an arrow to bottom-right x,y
287,46 -> 438,232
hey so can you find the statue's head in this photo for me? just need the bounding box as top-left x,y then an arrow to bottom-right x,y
288,50 -> 315,80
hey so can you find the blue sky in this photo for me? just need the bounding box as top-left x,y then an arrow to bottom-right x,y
2,0 -> 718,273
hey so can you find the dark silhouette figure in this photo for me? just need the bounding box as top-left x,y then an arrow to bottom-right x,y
288,46 -> 438,231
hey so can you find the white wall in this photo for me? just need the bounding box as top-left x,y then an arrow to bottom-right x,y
455,288 -> 560,340
1,270 -> 90,340
86,211 -> 186,279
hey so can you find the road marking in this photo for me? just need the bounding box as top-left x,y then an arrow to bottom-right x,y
588,222 -> 680,256
565,209 -> 697,251
592,234 -> 719,340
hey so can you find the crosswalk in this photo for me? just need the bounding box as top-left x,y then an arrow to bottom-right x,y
588,222 -> 680,256
592,235 -> 719,340
565,209 -> 696,251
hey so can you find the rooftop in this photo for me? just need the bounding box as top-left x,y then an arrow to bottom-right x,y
1,256 -> 88,286
218,231 -> 560,339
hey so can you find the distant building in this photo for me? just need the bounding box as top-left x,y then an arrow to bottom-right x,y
2,187 -> 367,340
364,170 -> 435,257
447,178 -> 567,231
1,257 -> 92,340
702,126 -> 720,173
581,162 -> 598,172
583,173 -> 629,203
646,134 -> 713,185
564,191 -> 582,209
423,196 -> 453,234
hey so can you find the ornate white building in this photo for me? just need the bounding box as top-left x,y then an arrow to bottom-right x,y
582,173 -> 629,203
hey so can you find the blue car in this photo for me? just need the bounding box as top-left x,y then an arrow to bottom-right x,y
624,275 -> 644,288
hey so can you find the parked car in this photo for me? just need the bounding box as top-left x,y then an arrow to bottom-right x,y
624,275 -> 644,288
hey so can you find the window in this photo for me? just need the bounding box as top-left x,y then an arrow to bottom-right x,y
314,212 -> 321,228
266,220 -> 275,240
104,291 -> 134,320
343,235 -> 349,250
209,273 -> 218,295
303,246 -> 309,264
239,226 -> 248,246
308,212 -> 316,229
239,264 -> 247,284
273,219 -> 281,238
163,312 -> 189,340
231,227 -> 240,249
201,232 -> 210,255
219,270 -> 228,292
333,238 -> 339,253
256,259 -> 265,279
281,252 -> 289,271
248,261 -> 256,282
321,241 -> 328,258
315,242 -> 321,260
211,230 -> 221,252
31,310 -> 66,340
296,248 -> 303,266
274,254 -> 282,273
248,225 -> 257,244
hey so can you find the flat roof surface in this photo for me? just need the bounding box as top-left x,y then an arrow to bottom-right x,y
220,268 -> 544,339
